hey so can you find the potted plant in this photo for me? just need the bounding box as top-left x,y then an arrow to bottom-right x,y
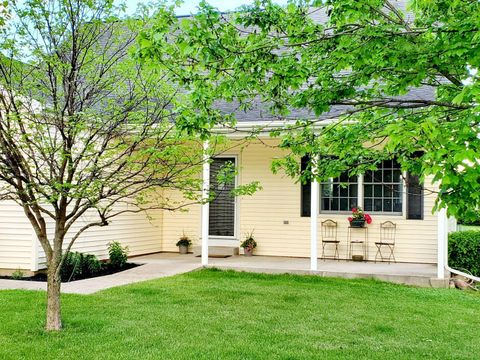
176,234 -> 192,254
348,207 -> 372,228
240,231 -> 257,256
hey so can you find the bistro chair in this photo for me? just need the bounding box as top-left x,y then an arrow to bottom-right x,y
375,221 -> 397,263
321,220 -> 340,261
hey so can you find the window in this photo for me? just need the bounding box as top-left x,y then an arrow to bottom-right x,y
320,172 -> 358,212
300,156 -> 311,217
363,160 -> 403,213
209,158 -> 236,236
300,157 -> 420,217
406,173 -> 424,219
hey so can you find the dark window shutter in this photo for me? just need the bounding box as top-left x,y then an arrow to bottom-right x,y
301,156 -> 311,217
406,173 -> 423,220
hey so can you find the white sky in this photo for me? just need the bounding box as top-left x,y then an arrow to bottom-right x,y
125,0 -> 289,16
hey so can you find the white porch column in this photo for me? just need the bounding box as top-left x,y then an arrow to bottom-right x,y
310,158 -> 319,271
201,140 -> 210,266
436,207 -> 447,279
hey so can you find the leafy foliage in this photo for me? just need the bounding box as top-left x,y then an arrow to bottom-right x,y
107,242 -> 129,269
60,252 -> 103,282
139,0 -> 480,220
449,231 -> 480,277
457,212 -> 480,226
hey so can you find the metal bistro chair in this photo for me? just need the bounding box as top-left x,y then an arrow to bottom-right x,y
375,221 -> 397,263
321,220 -> 340,261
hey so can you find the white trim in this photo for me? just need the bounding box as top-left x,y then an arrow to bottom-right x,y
358,174 -> 364,209
310,157 -> 319,271
212,119 -> 339,138
436,208 -> 446,279
201,140 -> 210,266
402,171 -> 408,219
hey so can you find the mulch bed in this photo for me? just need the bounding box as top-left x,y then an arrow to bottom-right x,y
0,263 -> 141,282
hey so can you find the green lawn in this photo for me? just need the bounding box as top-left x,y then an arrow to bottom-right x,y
0,269 -> 479,359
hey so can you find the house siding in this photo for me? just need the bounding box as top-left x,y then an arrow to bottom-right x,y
0,201 -> 34,272
36,205 -> 164,269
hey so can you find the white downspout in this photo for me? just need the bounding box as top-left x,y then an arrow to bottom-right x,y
310,157 -> 319,271
439,208 -> 480,282
201,140 -> 210,266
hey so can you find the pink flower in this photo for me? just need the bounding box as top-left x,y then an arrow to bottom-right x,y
352,208 -> 357,213
348,217 -> 353,222
364,214 -> 372,224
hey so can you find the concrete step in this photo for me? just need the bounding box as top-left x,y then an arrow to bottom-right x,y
193,245 -> 239,257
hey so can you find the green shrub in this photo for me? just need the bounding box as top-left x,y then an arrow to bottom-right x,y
11,268 -> 24,280
448,231 -> 480,277
60,252 -> 103,281
107,241 -> 129,269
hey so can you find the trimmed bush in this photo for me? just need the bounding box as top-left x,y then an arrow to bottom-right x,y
448,231 -> 480,277
60,252 -> 103,282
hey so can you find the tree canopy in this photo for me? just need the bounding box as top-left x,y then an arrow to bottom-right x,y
0,0 -> 222,330
139,0 -> 480,220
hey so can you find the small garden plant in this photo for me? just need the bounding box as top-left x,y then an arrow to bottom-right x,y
240,231 -> 257,256
108,241 -> 129,269
176,234 -> 192,248
176,234 -> 192,254
348,207 -> 372,226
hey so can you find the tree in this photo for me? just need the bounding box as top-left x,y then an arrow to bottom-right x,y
0,0 -> 219,331
139,0 -> 480,220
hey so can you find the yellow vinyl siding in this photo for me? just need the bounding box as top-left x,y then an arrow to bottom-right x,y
160,138 -> 439,264
238,140 -> 438,263
36,205 -> 164,269
0,201 -> 35,271
161,190 -> 201,253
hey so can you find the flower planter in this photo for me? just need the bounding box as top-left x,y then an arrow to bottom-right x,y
178,245 -> 189,254
350,219 -> 366,228
243,248 -> 254,257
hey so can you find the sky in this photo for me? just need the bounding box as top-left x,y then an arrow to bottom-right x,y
125,0 -> 289,16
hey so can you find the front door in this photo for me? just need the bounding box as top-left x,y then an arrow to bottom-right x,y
209,157 -> 236,237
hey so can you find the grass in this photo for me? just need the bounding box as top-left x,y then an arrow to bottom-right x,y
0,269 -> 479,359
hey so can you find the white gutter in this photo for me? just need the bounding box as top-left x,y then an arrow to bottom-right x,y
212,118 -> 338,138
438,208 -> 480,282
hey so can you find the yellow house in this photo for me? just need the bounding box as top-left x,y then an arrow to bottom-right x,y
0,118 -> 455,285
0,4 -> 458,284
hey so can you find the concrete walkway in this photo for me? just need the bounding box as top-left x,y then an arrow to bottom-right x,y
138,253 -> 446,287
0,252 -> 447,293
0,254 -> 200,294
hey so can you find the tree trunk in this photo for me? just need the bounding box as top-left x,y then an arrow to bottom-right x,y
46,266 -> 62,331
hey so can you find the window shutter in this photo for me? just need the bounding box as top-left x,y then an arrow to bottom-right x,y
406,173 -> 423,220
301,156 -> 311,217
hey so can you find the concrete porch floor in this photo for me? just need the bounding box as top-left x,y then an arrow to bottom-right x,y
133,252 -> 448,288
